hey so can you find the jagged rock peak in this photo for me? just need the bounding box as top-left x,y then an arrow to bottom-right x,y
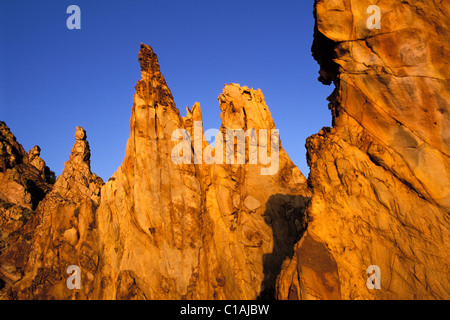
0,122 -> 53,210
138,43 -> 159,76
0,122 -> 51,181
28,145 -> 46,173
52,126 -> 104,204
93,43 -> 310,300
4,126 -> 103,300
185,102 -> 202,121
69,126 -> 91,165
219,83 -> 275,131
28,145 -> 40,158
0,121 -> 27,171
75,126 -> 87,140
136,43 -> 174,108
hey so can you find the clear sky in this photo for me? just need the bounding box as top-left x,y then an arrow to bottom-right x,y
0,0 -> 333,181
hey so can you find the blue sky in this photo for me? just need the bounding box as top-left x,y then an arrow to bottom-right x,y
0,0 -> 333,181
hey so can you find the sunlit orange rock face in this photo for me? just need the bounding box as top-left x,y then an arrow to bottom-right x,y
95,44 -> 309,299
3,125 -> 104,299
0,122 -> 55,297
1,0 -> 449,300
276,0 -> 450,300
0,44 -> 309,299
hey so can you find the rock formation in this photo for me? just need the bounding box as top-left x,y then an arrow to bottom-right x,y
95,44 -> 309,299
3,125 -> 104,299
0,122 -> 55,296
276,0 -> 450,300
0,44 -> 309,300
1,0 -> 449,300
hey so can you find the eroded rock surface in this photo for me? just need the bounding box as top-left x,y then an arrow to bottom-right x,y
96,44 -> 309,300
2,0 -> 448,298
276,0 -> 450,300
4,126 -> 104,299
0,122 -> 55,297
1,44 -> 309,300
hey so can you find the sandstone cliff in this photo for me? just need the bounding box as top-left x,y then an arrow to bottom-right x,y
95,44 -> 309,299
0,44 -> 309,300
276,0 -> 450,300
0,121 -> 55,295
3,125 -> 104,299
1,0 -> 449,300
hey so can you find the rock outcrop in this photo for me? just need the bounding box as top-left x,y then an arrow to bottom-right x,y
0,122 -> 54,210
95,44 -> 309,300
3,126 -> 104,299
2,0 -> 449,299
1,44 -> 309,300
276,0 -> 450,300
0,122 -> 55,296
51,126 -> 104,204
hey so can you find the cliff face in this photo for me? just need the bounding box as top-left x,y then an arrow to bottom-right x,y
0,122 -> 55,295
276,0 -> 450,300
0,44 -> 309,300
6,126 -> 104,299
1,0 -> 449,300
96,44 -> 309,299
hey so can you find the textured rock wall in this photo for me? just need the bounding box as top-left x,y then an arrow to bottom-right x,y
276,0 -> 450,300
95,44 -> 309,300
2,0 -> 449,299
0,44 -> 310,300
0,122 -> 55,297
6,126 -> 104,299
